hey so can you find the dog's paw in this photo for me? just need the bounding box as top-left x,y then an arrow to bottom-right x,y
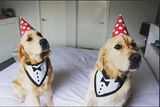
46,100 -> 53,107
13,93 -> 19,98
18,95 -> 26,103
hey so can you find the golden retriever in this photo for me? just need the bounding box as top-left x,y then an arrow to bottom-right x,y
12,30 -> 53,106
84,34 -> 141,106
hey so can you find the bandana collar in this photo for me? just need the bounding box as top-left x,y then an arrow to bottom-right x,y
24,59 -> 48,87
94,69 -> 127,97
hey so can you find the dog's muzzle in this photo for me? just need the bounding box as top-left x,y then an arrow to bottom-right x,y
129,53 -> 141,69
39,38 -> 49,50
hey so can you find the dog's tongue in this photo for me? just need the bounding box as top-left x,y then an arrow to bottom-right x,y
111,14 -> 129,37
20,17 -> 34,36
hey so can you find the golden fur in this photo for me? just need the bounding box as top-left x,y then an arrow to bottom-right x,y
84,34 -> 141,106
12,30 -> 53,106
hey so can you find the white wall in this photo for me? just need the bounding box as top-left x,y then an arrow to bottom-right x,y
107,1 -> 159,47
66,1 -> 77,47
4,1 -> 41,32
3,1 -> 76,47
2,1 -> 159,48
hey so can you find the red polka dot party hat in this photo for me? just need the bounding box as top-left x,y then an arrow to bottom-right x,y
111,14 -> 129,37
20,17 -> 34,36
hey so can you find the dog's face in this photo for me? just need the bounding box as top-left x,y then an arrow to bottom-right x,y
18,30 -> 50,63
97,34 -> 141,73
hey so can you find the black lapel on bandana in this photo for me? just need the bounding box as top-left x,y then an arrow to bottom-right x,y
101,69 -> 110,87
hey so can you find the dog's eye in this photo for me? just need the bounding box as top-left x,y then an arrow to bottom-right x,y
37,32 -> 43,37
114,44 -> 122,50
27,37 -> 32,41
131,42 -> 136,47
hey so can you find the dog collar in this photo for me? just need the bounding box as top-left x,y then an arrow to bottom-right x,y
23,59 -> 48,87
94,69 -> 127,97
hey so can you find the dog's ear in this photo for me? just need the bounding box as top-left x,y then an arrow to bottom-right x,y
17,43 -> 23,62
17,43 -> 30,62
96,46 -> 107,71
35,31 -> 43,38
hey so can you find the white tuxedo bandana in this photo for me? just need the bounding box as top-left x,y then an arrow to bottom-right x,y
94,69 -> 127,97
24,60 -> 48,87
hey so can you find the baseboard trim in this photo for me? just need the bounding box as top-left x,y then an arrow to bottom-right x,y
0,57 -> 16,71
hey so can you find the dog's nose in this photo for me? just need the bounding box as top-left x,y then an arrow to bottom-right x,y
40,39 -> 47,47
129,53 -> 141,63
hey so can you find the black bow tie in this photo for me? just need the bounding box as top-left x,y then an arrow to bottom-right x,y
32,66 -> 41,72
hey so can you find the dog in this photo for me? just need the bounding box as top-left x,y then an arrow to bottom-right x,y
12,30 -> 53,106
84,34 -> 141,106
